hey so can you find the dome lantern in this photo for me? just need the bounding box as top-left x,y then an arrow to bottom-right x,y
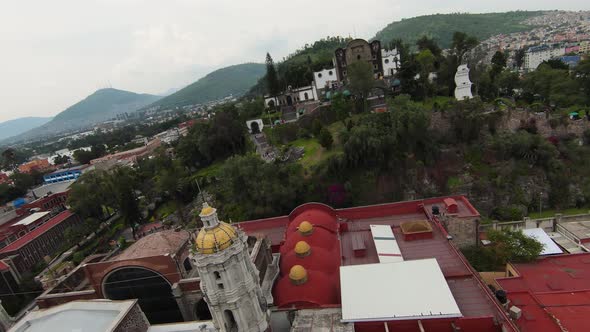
199,202 -> 220,228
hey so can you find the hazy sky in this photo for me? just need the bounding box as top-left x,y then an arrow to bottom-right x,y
1,1 -> 588,122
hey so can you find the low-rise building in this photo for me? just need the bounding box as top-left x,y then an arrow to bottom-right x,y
17,159 -> 52,174
524,45 -> 566,70
8,299 -> 215,332
43,165 -> 88,184
495,253 -> 590,332
90,139 -> 161,165
0,210 -> 81,275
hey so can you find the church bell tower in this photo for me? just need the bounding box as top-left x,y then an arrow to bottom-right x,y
192,203 -> 270,332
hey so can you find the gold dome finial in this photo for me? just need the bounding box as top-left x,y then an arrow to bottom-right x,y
294,241 -> 311,257
289,265 -> 308,285
297,221 -> 313,236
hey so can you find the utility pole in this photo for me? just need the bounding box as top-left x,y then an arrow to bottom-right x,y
539,192 -> 543,217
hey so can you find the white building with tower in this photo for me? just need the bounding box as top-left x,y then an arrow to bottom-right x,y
381,48 -> 400,77
313,68 -> 338,90
192,203 -> 270,332
454,64 -> 474,100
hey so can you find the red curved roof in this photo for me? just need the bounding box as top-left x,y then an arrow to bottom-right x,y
287,205 -> 338,233
280,227 -> 338,255
279,245 -> 340,274
273,270 -> 340,308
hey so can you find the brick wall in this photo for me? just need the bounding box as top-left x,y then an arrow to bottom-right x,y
114,302 -> 150,332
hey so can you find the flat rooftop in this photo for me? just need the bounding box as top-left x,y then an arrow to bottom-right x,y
9,300 -> 135,332
340,259 -> 462,322
12,211 -> 50,227
496,253 -> 590,332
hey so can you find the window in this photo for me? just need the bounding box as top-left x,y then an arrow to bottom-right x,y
384,58 -> 389,64
218,283 -> 224,290
183,258 -> 192,272
357,54 -> 361,60
317,73 -> 322,78
304,92 -> 309,100
214,271 -> 221,279
328,70 -> 333,75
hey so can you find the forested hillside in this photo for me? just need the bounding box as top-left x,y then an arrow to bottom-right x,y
148,63 -> 265,109
248,37 -> 350,96
4,89 -> 160,143
0,117 -> 52,141
374,11 -> 544,48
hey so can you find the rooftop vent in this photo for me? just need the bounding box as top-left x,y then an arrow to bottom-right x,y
400,221 -> 433,241
443,198 -> 458,214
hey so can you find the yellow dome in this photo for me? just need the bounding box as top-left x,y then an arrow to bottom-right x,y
297,221 -> 313,236
195,222 -> 238,254
289,265 -> 308,284
294,241 -> 311,257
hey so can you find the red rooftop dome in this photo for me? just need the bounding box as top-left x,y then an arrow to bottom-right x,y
287,203 -> 338,233
273,268 -> 340,308
280,244 -> 340,274
280,226 -> 339,255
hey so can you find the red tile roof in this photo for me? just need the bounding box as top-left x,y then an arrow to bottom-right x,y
0,210 -> 74,253
114,230 -> 190,261
496,253 -> 590,332
237,197 -> 515,332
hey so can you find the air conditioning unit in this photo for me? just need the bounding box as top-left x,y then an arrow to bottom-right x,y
509,306 -> 522,320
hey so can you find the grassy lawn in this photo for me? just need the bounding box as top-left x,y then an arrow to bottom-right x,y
528,207 -> 590,219
290,138 -> 342,170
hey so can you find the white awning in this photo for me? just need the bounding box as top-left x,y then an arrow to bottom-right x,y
522,228 -> 563,255
12,211 -> 50,227
340,259 -> 462,322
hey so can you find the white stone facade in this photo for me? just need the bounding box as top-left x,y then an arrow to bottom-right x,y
454,64 -> 473,100
381,49 -> 400,77
294,85 -> 318,102
245,119 -> 264,134
192,209 -> 269,332
313,68 -> 338,89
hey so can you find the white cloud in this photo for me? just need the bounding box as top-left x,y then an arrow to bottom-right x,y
0,0 -> 588,122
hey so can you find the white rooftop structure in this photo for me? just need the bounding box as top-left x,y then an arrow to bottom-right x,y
12,211 -> 50,227
148,321 -> 216,332
9,300 -> 135,332
340,259 -> 462,322
370,224 -> 403,263
522,228 -> 563,255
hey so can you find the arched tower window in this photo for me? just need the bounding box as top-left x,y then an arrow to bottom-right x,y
304,92 -> 309,100
224,310 -> 238,331
183,257 -> 192,272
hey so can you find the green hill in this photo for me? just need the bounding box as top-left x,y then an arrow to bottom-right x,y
6,88 -> 160,143
373,11 -> 545,48
0,117 -> 52,141
149,63 -> 266,109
